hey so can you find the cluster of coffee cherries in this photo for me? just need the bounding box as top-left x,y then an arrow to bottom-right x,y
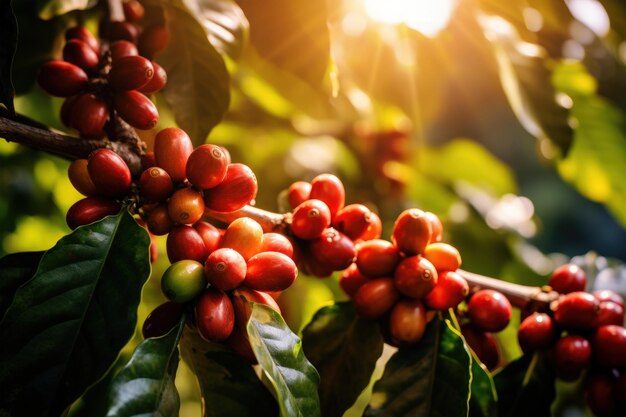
37,2 -> 168,137
515,264 -> 626,416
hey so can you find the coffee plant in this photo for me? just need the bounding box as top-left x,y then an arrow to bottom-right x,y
1,0 -> 626,416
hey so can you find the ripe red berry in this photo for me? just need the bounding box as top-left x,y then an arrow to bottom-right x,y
219,217 -> 264,261
553,291 -> 600,331
122,0 -> 145,22
106,21 -> 140,43
356,239 -> 400,278
549,264 -> 587,294
232,287 -> 281,330
142,301 -> 184,339
359,211 -> 382,241
68,159 -> 97,197
204,248 -> 247,291
287,181 -> 311,209
62,39 -> 99,70
109,56 -> 154,91
138,24 -> 171,58
244,252 -> 298,292
594,299 -> 625,327
593,290 -> 624,308
168,188 -> 205,225
110,40 -> 139,61
291,199 -> 331,240
38,61 -> 88,97
193,221 -> 222,254
333,204 -> 374,240
423,271 -> 468,310
70,93 -> 108,138
467,290 -> 512,332
585,373 -> 618,417
593,325 -> 626,368
392,208 -> 432,256
139,167 -> 174,202
195,287 -> 235,342
166,225 -> 208,263
66,197 -> 121,229
146,204 -> 173,236
393,256 -> 438,299
65,26 -> 99,54
113,90 -> 159,129
309,228 -> 356,271
87,149 -> 132,199
554,335 -> 592,381
423,242 -> 461,272
309,174 -> 345,218
185,144 -> 229,190
388,299 -> 428,345
226,325 -> 257,364
154,127 -> 194,183
461,324 -> 500,371
353,277 -> 399,319
425,211 -> 443,243
203,163 -> 258,212
517,313 -> 556,353
339,264 -> 368,297
138,62 -> 167,94
260,233 -> 294,258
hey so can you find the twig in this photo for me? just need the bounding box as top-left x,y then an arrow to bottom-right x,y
204,206 -> 289,233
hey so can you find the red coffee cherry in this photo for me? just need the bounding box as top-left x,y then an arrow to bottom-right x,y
142,301 -> 184,339
122,0 -> 145,22
467,290 -> 512,332
62,39 -> 99,70
68,159 -> 97,197
461,324 -> 500,371
356,239 -> 400,278
154,127 -> 194,183
360,211 -> 382,241
141,151 -> 157,170
204,248 -> 247,291
593,325 -> 626,368
553,291 -> 600,331
554,335 -> 592,381
291,199 -> 331,240
425,211 -> 443,243
110,40 -> 139,61
219,217 -> 264,261
166,225 -> 208,263
109,56 -> 154,91
393,256 -> 438,299
203,163 -> 258,212
245,252 -> 298,292
352,277 -> 399,319
65,26 -> 100,54
87,149 -> 132,199
339,264 -> 368,297
146,204 -> 173,235
549,264 -> 587,294
139,167 -> 173,202
60,95 -> 80,127
70,93 -> 108,138
333,204 -> 373,240
584,373 -> 618,417
302,254 -> 334,278
517,313 -> 556,353
392,208 -> 432,256
309,228 -> 356,271
160,259 -> 206,303
138,62 -> 167,94
593,290 -> 624,308
226,325 -> 257,364
167,188 -> 205,225
232,287 -> 281,331
309,174 -> 345,218
260,233 -> 294,258
423,242 -> 461,272
287,181 -> 311,209
113,90 -> 159,130
388,299 -> 427,345
38,61 -> 88,97
594,299 -> 625,327
194,221 -> 222,254
195,287 -> 235,342
66,197 -> 121,229
185,144 -> 229,190
138,24 -> 171,58
106,21 -> 140,43
423,270 -> 468,310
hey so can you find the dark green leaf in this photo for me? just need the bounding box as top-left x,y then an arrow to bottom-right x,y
36,0 -> 97,20
0,0 -> 17,114
301,302 -> 383,417
364,319 -> 471,417
469,353 -> 497,417
0,251 -> 43,320
157,0 -> 230,145
247,303 -> 321,417
180,326 -> 278,417
494,353 -> 556,417
0,209 -> 151,417
107,318 -> 185,417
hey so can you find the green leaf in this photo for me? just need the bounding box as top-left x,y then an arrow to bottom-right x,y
0,0 -> 17,114
106,318 -> 185,417
179,326 -> 277,417
247,303 -> 321,417
0,209 -> 151,417
157,0 -> 230,145
364,319 -> 471,417
301,302 -> 383,417
36,0 -> 97,20
0,251 -> 44,320
469,353 -> 497,417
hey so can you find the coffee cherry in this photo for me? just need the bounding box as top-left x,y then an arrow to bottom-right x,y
195,287 -> 235,342
360,211 -> 382,241
60,95 -> 80,127
203,163 -> 258,212
423,242 -> 461,272
109,56 -> 154,91
593,325 -> 626,368
467,290 -> 512,332
114,90 -> 159,129
154,127 -> 194,183
139,24 -> 171,58
107,21 -> 140,43
185,144 -> 229,190
141,151 -> 157,169
110,40 -> 139,61
139,167 -> 173,202
333,204 -> 373,240
388,299 -> 427,345
352,277 -> 399,319
461,324 -> 500,371
392,208 -> 432,256
204,248 -> 246,291
287,181 -> 311,209
309,228 -> 356,271
517,313 -> 556,353
122,0 -> 145,22
219,217 -> 263,261
38,61 -> 88,97
65,26 -> 100,54
291,199 -> 331,240
226,325 -> 257,364
425,211 -> 443,243
70,93 -> 108,138
146,204 -> 173,235
393,256 -> 438,299
309,174 -> 345,218
553,291 -> 600,331
138,62 -> 167,94
424,271 -> 468,310
594,290 -> 624,308
260,233 -> 294,258
168,188 -> 205,225
161,259 -> 206,303
594,299 -> 625,327
245,252 -> 298,292
166,225 -> 208,263
66,197 -> 121,229
142,301 -> 184,339
87,149 -> 132,199
194,221 -> 222,254
554,335 -> 592,381
549,264 -> 587,294
62,39 -> 99,70
68,159 -> 97,197
584,373 -> 618,417
232,287 -> 281,330
302,255 -> 334,278
339,264 -> 368,297
356,239 -> 400,278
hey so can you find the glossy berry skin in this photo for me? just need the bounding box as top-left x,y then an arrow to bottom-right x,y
110,40 -> 139,61
161,260 -> 206,303
287,181 -> 311,209
553,291 -> 600,331
66,197 -> 121,229
517,313 -> 556,353
60,95 -> 80,127
291,199 -> 331,240
204,248 -> 246,291
62,39 -> 99,70
166,225 -> 208,263
360,211 -> 382,241
461,324 -> 500,371
333,204 -> 373,240
122,0 -> 145,22
260,233 -> 294,258
339,264 -> 368,297
594,290 -> 625,308
109,55 -> 154,91
392,208 -> 432,256
309,174 -> 345,218
65,26 -> 100,54
549,264 -> 587,294
146,204 -> 173,236
139,167 -> 174,202
38,61 -> 88,97
594,300 -> 624,327
352,277 -> 399,319
593,325 -> 626,368
70,93 -> 108,138
309,228 -> 356,271
68,159 -> 97,197
245,252 -> 298,292
232,287 -> 281,331
388,299 -> 428,345
203,163 -> 258,212
425,211 -> 443,243
554,335 -> 592,381
106,21 -> 140,43
194,221 -> 222,254
467,290 -> 512,332
138,62 -> 167,94
424,271 -> 468,311
356,239 -> 400,278
114,90 -> 159,130
87,149 -> 132,199
167,188 -> 205,225
584,373 -> 618,417
185,144 -> 229,190
195,288 -> 235,342
423,242 -> 461,272
219,217 -> 263,261
142,301 -> 184,339
154,127 -> 194,183
393,256 -> 438,299
138,24 -> 171,58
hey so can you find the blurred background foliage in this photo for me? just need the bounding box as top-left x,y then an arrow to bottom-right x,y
2,0 -> 626,416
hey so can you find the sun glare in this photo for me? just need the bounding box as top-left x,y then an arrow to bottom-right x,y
363,0 -> 457,37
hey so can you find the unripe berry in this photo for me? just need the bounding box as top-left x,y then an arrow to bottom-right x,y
260,233 -> 294,258
287,181 -> 311,209
195,287 -> 235,342
142,301 -> 184,339
245,252 -> 298,292
309,174 -> 345,218
423,242 -> 461,272
113,90 -> 159,130
154,127 -> 194,183
339,264 -> 368,297
160,259 -> 206,303
166,225 -> 208,263
517,313 -> 556,353
219,217 -> 263,261
146,204 -> 173,235
388,299 -> 427,345
168,187 -> 205,225
138,24 -> 171,58
554,335 -> 592,381
392,208 -> 432,256
110,40 -> 139,61
193,221 -> 222,254
309,228 -> 356,271
139,167 -> 174,202
38,61 -> 88,97
66,197 -> 121,229
186,144 -> 229,190
65,26 -> 100,54
138,62 -> 167,94
593,325 -> 626,368
461,324 -> 500,371
423,271 -> 468,310
549,264 -> 587,294
70,93 -> 108,138
467,290 -> 512,332
68,159 -> 97,197
393,256 -> 438,299
204,248 -> 246,291
109,56 -> 154,91
356,239 -> 400,278
87,149 -> 132,199
203,163 -> 258,212
63,39 -> 99,70
352,277 -> 399,318
553,291 -> 600,331
333,204 -> 374,240
291,199 -> 331,240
